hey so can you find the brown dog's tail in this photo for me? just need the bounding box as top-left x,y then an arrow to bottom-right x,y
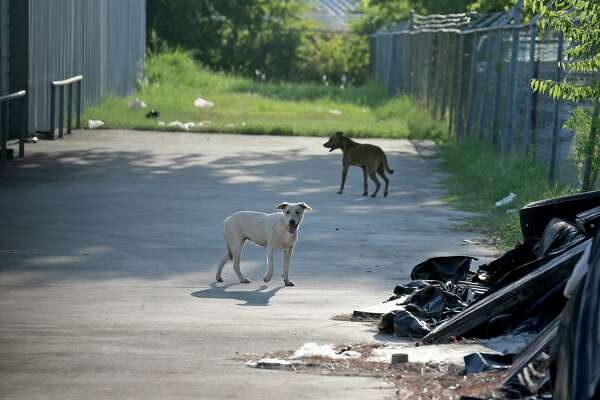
384,154 -> 394,174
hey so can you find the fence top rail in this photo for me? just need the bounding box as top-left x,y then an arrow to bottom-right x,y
372,21 -> 535,37
0,90 -> 27,103
52,75 -> 83,86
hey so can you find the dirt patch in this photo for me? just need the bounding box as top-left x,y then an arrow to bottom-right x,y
241,343 -> 504,399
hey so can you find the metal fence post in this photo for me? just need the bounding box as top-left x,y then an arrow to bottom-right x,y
67,84 -> 73,135
19,93 -> 27,158
58,86 -> 65,139
582,100 -> 599,191
76,80 -> 82,129
505,28 -> 521,155
455,34 -> 465,141
477,33 -> 494,139
465,32 -> 479,137
491,32 -> 504,147
50,84 -> 56,140
447,33 -> 458,139
523,24 -> 537,155
548,32 -> 564,183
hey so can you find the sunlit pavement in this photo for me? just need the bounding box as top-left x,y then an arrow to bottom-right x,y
0,130 -> 493,399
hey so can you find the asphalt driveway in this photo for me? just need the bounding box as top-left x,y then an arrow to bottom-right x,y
0,130 -> 493,399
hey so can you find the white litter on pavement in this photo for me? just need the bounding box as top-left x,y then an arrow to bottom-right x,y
88,120 -> 104,129
495,192 -> 517,207
290,343 -> 361,360
128,98 -> 147,109
194,97 -> 214,109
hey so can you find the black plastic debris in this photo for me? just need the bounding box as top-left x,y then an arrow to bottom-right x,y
379,309 -> 431,338
519,190 -> 600,241
145,109 -> 160,118
422,240 -> 589,344
463,352 -> 513,375
501,317 -> 560,388
534,218 -> 587,258
551,230 -> 600,400
411,256 -> 477,282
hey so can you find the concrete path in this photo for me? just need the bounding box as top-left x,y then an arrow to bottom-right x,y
0,130 -> 493,399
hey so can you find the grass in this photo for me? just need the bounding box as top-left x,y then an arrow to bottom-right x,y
439,139 -> 575,251
83,50 -> 445,140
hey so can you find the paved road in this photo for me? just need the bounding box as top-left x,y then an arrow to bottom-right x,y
0,130 -> 492,399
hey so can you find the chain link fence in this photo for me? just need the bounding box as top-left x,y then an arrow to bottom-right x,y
371,9 -> 598,189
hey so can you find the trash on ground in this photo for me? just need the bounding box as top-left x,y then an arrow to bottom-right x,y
463,352 -> 513,375
248,358 -> 295,370
348,190 -> 600,399
27,136 -> 39,143
88,120 -> 104,129
494,192 -> 516,207
128,98 -> 147,109
328,109 -> 342,115
166,121 -> 205,131
194,97 -> 214,109
391,353 -> 409,365
290,343 -> 360,360
145,109 -> 160,119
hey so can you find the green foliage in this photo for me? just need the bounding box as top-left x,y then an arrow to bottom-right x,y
296,33 -> 370,84
85,51 -> 445,140
564,106 -> 600,188
147,0 -> 309,80
526,0 -> 600,102
440,139 -> 573,250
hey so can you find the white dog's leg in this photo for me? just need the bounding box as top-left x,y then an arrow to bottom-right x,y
215,252 -> 230,282
283,246 -> 295,286
263,246 -> 275,283
231,241 -> 250,284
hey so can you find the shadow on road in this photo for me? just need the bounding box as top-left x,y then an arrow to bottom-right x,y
191,282 -> 285,306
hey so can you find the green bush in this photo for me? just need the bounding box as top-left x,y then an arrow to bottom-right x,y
564,107 -> 600,189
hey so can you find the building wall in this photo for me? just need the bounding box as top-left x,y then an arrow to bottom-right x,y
27,0 -> 145,134
0,0 -> 9,96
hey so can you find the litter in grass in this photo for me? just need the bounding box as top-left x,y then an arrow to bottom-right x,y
128,98 -> 147,109
494,192 -> 516,207
329,109 -> 342,115
166,121 -> 205,131
194,97 -> 214,109
88,120 -> 104,129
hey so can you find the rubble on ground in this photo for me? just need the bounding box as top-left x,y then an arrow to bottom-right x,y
353,191 -> 600,399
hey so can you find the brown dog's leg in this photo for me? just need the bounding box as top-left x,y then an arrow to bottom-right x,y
368,170 -> 381,197
377,165 -> 390,197
338,165 -> 349,194
362,166 -> 368,196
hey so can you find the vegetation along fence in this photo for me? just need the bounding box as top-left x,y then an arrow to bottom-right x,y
370,6 -> 598,189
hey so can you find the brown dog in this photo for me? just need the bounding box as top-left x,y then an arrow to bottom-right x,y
323,132 -> 394,197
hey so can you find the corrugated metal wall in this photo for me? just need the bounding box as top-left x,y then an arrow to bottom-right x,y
0,0 -> 9,96
27,0 -> 145,134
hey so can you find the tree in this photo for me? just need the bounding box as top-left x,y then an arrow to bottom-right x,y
527,0 -> 600,102
147,0 -> 308,79
526,0 -> 599,189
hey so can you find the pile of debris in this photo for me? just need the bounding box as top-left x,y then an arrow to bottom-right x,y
356,191 -> 600,399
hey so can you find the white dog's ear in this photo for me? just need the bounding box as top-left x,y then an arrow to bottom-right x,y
276,202 -> 289,210
299,202 -> 312,211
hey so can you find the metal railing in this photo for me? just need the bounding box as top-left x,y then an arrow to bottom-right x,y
0,90 -> 27,163
49,75 -> 82,140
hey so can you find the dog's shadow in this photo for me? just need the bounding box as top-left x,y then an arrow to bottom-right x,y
191,282 -> 285,306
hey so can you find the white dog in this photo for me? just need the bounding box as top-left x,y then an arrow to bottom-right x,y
216,202 -> 312,286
